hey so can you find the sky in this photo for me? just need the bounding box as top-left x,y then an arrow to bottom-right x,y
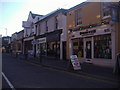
0,0 -> 119,37
0,0 -> 87,37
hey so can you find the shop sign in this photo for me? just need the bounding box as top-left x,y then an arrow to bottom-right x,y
104,29 -> 110,32
70,55 -> 81,70
80,29 -> 96,36
37,37 -> 46,44
31,40 -> 38,45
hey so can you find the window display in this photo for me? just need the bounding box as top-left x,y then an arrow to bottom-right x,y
47,41 -> 60,58
72,38 -> 84,57
40,43 -> 47,55
94,34 -> 112,59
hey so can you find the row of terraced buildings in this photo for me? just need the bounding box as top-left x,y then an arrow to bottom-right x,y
9,2 -> 120,68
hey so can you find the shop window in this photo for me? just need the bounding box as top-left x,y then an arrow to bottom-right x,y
72,38 -> 84,58
40,43 -> 47,55
18,43 -> 21,51
94,34 -> 112,59
47,41 -> 60,58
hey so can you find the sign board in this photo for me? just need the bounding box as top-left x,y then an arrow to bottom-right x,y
70,55 -> 81,70
31,40 -> 38,45
22,21 -> 32,28
37,37 -> 46,44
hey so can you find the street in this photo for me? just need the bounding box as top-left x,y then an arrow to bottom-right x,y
2,54 -> 119,88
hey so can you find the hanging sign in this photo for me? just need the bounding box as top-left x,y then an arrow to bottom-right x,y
70,55 -> 81,70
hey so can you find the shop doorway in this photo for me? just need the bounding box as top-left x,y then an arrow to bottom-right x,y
85,38 -> 92,59
62,42 -> 66,60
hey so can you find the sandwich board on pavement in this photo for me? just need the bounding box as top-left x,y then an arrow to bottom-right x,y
70,55 -> 81,70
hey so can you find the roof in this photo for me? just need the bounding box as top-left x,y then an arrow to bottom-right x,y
68,2 -> 89,11
17,30 -> 24,34
35,9 -> 67,24
2,36 -> 11,38
30,11 -> 43,19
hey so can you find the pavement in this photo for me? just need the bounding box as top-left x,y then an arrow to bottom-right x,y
5,53 -> 120,84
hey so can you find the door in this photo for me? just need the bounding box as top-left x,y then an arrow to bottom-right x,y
86,41 -> 92,59
62,42 -> 66,60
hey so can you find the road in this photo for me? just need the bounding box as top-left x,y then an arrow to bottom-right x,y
2,54 -> 119,88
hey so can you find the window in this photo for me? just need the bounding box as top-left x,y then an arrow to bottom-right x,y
94,34 -> 112,59
72,38 -> 84,57
102,2 -> 111,17
40,43 -> 47,55
45,20 -> 48,32
38,24 -> 41,35
103,8 -> 111,17
47,41 -> 60,58
35,25 -> 37,35
55,16 -> 58,29
75,9 -> 82,26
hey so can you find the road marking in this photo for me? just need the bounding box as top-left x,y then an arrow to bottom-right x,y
2,72 -> 16,90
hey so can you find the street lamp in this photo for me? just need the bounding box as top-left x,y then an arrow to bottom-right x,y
0,27 -> 8,36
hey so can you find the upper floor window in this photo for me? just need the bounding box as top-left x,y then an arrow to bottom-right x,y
102,2 -> 111,17
31,22 -> 34,29
38,24 -> 41,35
103,8 -> 111,17
35,25 -> 37,34
55,16 -> 58,29
45,20 -> 48,32
75,9 -> 82,26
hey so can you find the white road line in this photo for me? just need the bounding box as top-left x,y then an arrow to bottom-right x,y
2,72 -> 16,90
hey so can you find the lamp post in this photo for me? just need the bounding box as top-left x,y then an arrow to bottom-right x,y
0,27 -> 8,36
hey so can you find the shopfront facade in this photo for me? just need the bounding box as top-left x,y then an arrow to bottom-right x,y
46,30 -> 61,58
23,36 -> 34,56
36,35 -> 47,57
36,29 -> 62,59
35,9 -> 67,60
66,2 -> 120,67
70,23 -> 116,67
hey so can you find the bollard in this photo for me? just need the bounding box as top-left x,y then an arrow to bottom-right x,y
39,52 -> 42,65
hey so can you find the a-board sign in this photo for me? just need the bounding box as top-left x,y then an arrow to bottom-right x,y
70,55 -> 81,70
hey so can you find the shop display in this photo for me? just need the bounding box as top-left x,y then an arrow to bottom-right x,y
94,34 -> 112,59
72,38 -> 84,57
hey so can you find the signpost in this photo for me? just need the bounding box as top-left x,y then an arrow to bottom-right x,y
70,55 -> 81,70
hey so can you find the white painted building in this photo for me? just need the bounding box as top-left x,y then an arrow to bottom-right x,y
22,11 -> 43,55
35,9 -> 67,59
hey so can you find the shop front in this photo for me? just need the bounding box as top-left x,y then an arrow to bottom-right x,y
71,24 -> 115,67
36,37 -> 47,57
23,36 -> 34,56
46,29 -> 62,59
36,30 -> 62,59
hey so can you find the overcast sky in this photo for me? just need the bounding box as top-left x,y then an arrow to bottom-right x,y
0,0 -> 87,36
